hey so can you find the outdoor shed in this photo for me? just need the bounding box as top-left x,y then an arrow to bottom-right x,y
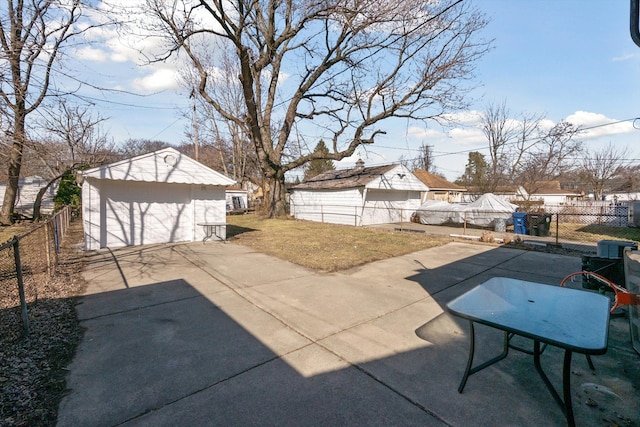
81,147 -> 235,251
289,160 -> 428,226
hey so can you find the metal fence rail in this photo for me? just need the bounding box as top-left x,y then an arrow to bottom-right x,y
0,207 -> 72,335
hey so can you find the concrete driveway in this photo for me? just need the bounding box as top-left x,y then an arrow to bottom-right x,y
57,241 -> 639,426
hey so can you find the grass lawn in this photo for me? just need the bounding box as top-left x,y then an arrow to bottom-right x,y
0,223 -> 34,244
226,214 -> 452,272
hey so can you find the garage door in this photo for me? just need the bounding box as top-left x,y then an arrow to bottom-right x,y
102,181 -> 193,248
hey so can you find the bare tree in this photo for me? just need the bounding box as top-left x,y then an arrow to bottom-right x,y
516,121 -> 582,199
400,143 -> 437,173
141,0 -> 489,217
179,49 -> 260,187
480,101 -> 545,190
581,142 -> 631,201
28,101 -> 114,220
0,1 -> 106,224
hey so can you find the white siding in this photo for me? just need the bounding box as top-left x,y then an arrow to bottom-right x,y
193,185 -> 227,240
290,189 -> 364,225
102,181 -> 193,248
361,190 -> 422,225
83,178 -> 228,250
367,165 -> 429,191
82,179 -> 102,251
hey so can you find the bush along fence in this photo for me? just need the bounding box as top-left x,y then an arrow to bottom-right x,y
0,206 -> 73,335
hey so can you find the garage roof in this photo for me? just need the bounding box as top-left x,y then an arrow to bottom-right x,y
81,147 -> 236,186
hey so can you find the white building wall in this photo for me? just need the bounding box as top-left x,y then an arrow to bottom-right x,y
290,188 -> 364,225
82,179 -> 102,251
193,185 -> 227,240
83,178 -> 228,250
361,189 -> 422,225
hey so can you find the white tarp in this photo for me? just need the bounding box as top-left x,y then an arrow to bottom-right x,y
416,193 -> 518,227
415,200 -> 464,225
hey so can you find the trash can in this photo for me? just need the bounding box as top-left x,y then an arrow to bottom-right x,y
494,218 -> 506,232
513,212 -> 528,235
528,213 -> 552,237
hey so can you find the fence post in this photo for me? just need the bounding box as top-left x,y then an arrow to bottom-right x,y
45,222 -> 53,276
555,213 -> 559,246
12,236 -> 29,334
54,212 -> 60,253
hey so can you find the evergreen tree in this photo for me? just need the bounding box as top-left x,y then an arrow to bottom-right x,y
304,140 -> 335,180
456,151 -> 488,188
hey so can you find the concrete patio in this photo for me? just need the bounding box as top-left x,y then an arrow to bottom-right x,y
57,241 -> 639,426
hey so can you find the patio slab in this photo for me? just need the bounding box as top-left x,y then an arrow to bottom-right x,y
57,241 -> 640,426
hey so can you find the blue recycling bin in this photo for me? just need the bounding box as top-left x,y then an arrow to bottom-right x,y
513,212 -> 528,235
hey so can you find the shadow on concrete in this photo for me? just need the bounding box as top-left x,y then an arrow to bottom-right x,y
57,244 -> 640,426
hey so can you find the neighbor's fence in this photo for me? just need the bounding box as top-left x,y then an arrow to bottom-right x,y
539,202 -> 639,252
0,206 -> 72,335
289,201 -> 640,253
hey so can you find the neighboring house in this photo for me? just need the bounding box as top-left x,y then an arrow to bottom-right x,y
0,175 -> 58,215
226,186 -> 249,213
524,181 -> 583,205
413,170 -> 466,203
463,185 -> 525,203
81,147 -> 235,250
289,159 -> 428,226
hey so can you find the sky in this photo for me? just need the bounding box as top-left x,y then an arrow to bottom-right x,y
68,0 -> 640,182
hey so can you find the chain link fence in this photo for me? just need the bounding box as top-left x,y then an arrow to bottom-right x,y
289,201 -> 640,254
0,207 -> 73,336
520,202 -> 640,253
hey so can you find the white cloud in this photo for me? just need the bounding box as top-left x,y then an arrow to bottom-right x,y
447,127 -> 485,145
131,68 -> 180,92
441,110 -> 483,125
565,111 -> 635,139
406,126 -> 443,139
75,46 -> 108,62
612,53 -> 637,62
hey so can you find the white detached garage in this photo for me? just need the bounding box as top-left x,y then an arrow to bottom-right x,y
289,160 -> 428,226
81,148 -> 235,250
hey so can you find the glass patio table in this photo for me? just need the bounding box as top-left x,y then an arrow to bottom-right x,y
446,277 -> 610,427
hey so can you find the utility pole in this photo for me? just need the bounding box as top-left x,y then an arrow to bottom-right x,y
190,89 -> 199,161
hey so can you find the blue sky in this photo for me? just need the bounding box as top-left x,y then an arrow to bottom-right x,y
74,0 -> 640,182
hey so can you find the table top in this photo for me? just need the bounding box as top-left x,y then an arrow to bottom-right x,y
446,277 -> 610,354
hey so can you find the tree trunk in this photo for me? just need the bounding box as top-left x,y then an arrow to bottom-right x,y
264,175 -> 288,218
0,117 -> 26,225
32,172 -> 67,222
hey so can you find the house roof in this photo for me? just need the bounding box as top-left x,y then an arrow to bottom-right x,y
81,147 -> 236,186
526,181 -> 582,196
413,170 -> 466,191
465,185 -> 523,195
291,163 -> 399,190
291,162 -> 429,192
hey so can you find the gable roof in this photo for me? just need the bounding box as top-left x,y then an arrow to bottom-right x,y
81,147 -> 236,186
291,163 -> 399,190
413,170 -> 466,191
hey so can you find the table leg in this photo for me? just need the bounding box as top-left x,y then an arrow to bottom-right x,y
458,321 -> 510,393
533,340 -> 575,427
563,350 -> 575,427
